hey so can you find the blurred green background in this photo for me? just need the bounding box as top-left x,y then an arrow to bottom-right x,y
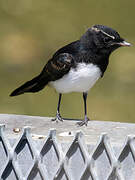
0,0 -> 135,123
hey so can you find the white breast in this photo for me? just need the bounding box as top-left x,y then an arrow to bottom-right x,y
49,63 -> 101,93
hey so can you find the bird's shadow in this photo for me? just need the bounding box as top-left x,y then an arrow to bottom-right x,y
63,118 -> 82,122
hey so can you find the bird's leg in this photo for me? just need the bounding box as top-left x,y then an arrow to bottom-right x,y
77,92 -> 90,126
52,93 -> 64,122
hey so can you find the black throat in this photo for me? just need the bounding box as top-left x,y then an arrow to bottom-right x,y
76,43 -> 110,77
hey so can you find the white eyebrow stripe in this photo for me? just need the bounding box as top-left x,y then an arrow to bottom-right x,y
100,30 -> 115,39
91,27 -> 115,39
91,27 -> 100,32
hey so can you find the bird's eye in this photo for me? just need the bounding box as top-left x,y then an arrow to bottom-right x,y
104,37 -> 112,43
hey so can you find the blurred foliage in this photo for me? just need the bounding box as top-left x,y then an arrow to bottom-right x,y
0,0 -> 135,123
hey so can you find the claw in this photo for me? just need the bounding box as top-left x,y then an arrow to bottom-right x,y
76,117 -> 90,127
52,113 -> 64,122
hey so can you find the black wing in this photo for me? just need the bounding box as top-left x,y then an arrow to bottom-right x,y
41,53 -> 74,81
40,40 -> 80,81
10,41 -> 78,96
10,53 -> 74,96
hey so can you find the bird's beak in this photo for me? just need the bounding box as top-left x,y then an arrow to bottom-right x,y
118,41 -> 131,47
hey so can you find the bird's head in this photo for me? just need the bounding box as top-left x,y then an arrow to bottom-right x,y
81,25 -> 131,54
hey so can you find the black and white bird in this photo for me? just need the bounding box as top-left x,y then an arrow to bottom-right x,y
10,25 -> 131,126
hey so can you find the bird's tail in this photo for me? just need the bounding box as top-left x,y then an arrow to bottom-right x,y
10,74 -> 49,97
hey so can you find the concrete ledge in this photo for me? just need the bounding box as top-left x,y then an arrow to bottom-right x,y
0,113 -> 135,144
0,114 -> 135,179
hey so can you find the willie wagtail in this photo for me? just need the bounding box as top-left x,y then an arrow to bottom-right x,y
10,25 -> 131,126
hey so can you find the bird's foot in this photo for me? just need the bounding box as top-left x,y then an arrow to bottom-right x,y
77,116 -> 90,127
52,113 -> 64,123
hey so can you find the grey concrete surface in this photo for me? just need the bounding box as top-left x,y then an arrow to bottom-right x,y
0,114 -> 134,145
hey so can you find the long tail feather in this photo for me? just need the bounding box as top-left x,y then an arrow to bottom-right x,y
10,74 -> 49,96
